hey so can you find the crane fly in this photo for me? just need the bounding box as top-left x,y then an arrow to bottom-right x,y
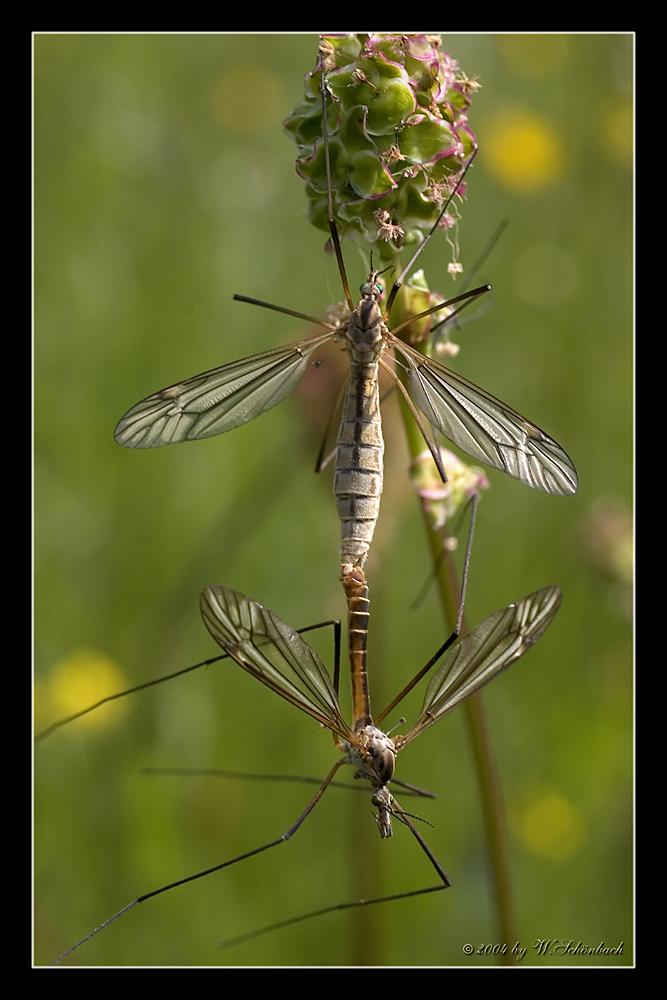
114,57 -> 578,572
47,580 -> 562,964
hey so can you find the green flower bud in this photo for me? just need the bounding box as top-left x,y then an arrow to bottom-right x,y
284,32 -> 479,264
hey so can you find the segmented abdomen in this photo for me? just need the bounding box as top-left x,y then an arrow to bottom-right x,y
341,564 -> 372,730
334,361 -> 384,570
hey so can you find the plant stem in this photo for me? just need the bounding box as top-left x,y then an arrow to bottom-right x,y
394,306 -> 518,966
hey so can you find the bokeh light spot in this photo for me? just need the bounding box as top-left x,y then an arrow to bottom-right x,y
39,648 -> 128,732
484,109 -> 563,192
514,786 -> 586,862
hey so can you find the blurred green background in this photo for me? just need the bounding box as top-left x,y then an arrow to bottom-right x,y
34,33 -> 633,967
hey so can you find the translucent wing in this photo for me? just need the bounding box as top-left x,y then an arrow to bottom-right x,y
200,585 -> 354,742
395,585 -> 562,749
114,332 -> 335,448
389,335 -> 578,496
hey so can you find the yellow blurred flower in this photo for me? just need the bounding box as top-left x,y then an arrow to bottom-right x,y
484,109 -> 563,192
36,648 -> 128,733
513,785 -> 586,862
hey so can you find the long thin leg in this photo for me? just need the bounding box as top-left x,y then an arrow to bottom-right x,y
49,757 -> 348,966
232,293 -> 336,329
36,619 -> 342,744
430,218 -> 509,340
141,767 -> 435,798
374,491 -> 478,726
34,653 -> 229,743
388,283 -> 491,341
216,792 -> 451,953
319,53 -> 354,312
218,884 -> 445,952
314,374 -> 348,473
384,149 -> 479,316
409,490 -> 479,614
379,356 -> 449,482
390,794 -> 452,887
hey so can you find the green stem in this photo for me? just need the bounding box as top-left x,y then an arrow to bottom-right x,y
395,311 -> 518,967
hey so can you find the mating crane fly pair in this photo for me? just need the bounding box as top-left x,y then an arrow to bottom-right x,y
45,51 -> 577,963
114,64 -> 578,578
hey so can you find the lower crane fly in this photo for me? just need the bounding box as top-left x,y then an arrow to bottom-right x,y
113,52 -> 577,575
48,581 -> 562,964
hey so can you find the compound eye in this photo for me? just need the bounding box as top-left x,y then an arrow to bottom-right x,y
369,741 -> 395,785
359,281 -> 383,298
